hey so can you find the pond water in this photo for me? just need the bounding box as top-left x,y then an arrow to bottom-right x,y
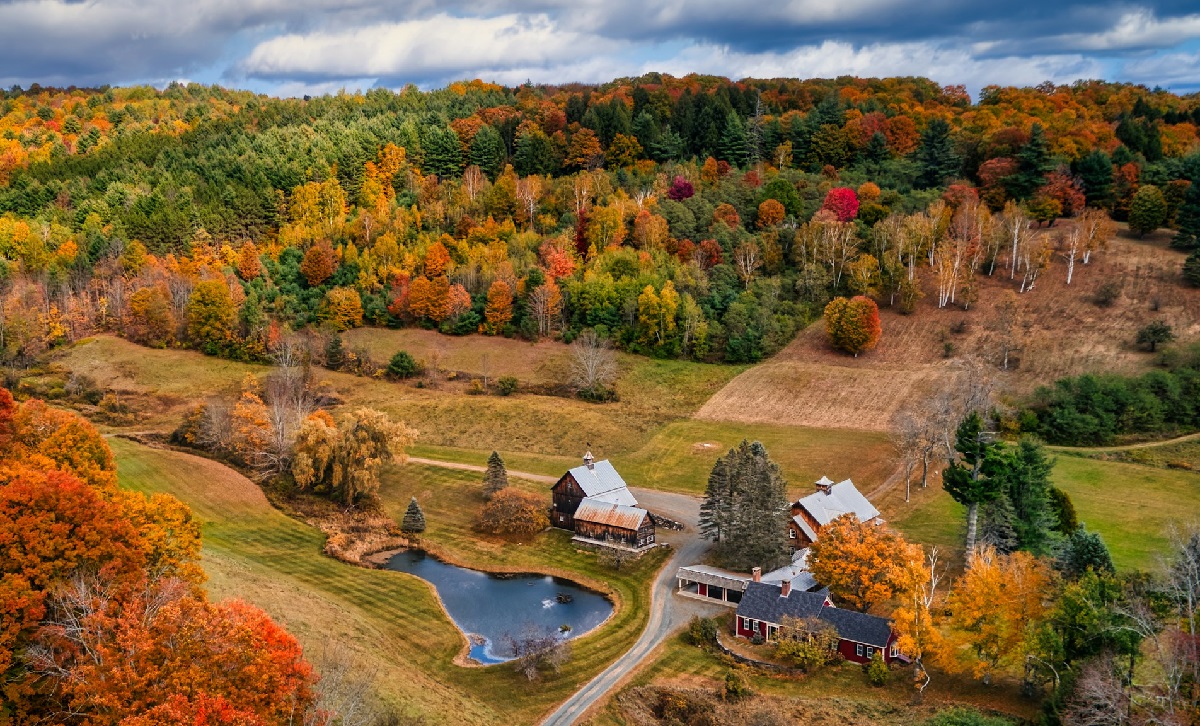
383,550 -> 613,665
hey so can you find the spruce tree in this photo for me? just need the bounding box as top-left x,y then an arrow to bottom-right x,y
469,125 -> 506,180
916,118 -> 960,189
482,451 -> 509,500
514,130 -> 555,177
422,126 -> 463,179
717,111 -> 749,168
943,412 -> 1004,553
325,334 -> 345,371
1058,525 -> 1115,578
1075,150 -> 1114,209
979,495 -> 1019,554
1171,181 -> 1200,251
1183,249 -> 1200,287
705,440 -> 790,571
993,438 -> 1058,555
1010,123 -> 1055,200
401,496 -> 426,536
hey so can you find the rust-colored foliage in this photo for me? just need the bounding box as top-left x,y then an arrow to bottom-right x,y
300,242 -> 336,287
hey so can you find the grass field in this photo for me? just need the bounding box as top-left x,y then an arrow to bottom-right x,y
110,436 -> 666,724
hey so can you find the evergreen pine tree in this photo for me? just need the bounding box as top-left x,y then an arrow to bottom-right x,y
325,334 -> 345,371
942,412 -> 1004,553
1171,180 -> 1200,251
1058,525 -> 1115,578
1075,150 -> 1114,209
699,454 -> 734,542
916,118 -> 960,189
979,495 -> 1019,554
469,125 -> 506,180
482,451 -> 509,500
717,111 -> 749,168
401,496 -> 426,535
864,131 -> 890,164
710,440 -> 790,571
1183,249 -> 1200,287
514,129 -> 556,177
423,126 -> 464,179
1010,123 -> 1055,200
993,438 -> 1058,555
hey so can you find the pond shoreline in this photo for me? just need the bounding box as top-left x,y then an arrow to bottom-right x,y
373,543 -> 620,668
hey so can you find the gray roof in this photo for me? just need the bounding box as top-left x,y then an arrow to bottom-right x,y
675,565 -> 750,591
761,564 -> 819,593
735,581 -> 831,624
814,607 -> 892,648
567,460 -> 638,507
796,478 -> 880,528
736,582 -> 891,647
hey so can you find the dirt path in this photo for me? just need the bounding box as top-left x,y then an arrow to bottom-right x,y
1048,431 -> 1200,453
407,456 -> 560,483
408,455 -> 716,725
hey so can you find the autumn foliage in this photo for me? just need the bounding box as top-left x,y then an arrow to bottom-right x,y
824,296 -> 882,356
478,489 -> 549,536
822,187 -> 860,222
807,515 -> 923,613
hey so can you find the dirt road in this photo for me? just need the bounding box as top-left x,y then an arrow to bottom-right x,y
405,455 -> 717,725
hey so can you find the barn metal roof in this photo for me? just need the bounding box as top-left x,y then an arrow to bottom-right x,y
573,498 -> 648,530
567,460 -> 638,507
675,565 -> 751,591
795,478 -> 880,528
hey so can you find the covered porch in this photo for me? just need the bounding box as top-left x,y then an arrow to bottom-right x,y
674,565 -> 748,607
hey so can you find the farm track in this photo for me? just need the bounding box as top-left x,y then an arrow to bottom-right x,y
1048,431 -> 1200,453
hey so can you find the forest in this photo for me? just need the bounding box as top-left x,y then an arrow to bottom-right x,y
1,74 -> 1200,377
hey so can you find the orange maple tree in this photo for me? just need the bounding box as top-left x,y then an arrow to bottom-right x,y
807,514 -> 924,613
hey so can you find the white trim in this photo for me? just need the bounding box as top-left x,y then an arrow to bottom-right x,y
856,643 -> 864,657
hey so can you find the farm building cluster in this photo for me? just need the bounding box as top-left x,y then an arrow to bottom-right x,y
675,474 -> 897,664
550,452 -> 656,552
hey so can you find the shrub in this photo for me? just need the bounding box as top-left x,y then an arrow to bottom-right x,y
387,351 -> 420,379
924,707 -> 1015,726
1093,281 -> 1121,307
866,652 -> 888,686
686,616 -> 719,647
496,376 -> 518,396
467,379 -> 486,395
722,669 -> 753,702
478,489 -> 549,536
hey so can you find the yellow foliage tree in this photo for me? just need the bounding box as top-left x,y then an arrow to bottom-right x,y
807,514 -> 924,613
322,287 -> 364,331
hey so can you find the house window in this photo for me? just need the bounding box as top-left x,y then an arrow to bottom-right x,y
866,647 -> 874,659
856,644 -> 864,657
890,644 -> 898,658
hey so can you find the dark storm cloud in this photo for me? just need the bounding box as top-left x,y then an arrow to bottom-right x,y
1,0 -> 1199,90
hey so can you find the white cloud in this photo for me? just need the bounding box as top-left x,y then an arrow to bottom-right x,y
975,10 -> 1200,55
240,13 -> 623,80
1121,51 -> 1200,86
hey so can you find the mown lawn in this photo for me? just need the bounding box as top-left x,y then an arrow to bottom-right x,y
1050,454 -> 1200,571
111,437 -> 666,725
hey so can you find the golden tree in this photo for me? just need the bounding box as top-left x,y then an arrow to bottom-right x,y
807,514 -> 923,613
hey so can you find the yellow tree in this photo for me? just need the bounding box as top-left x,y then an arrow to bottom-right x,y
484,280 -> 513,334
322,287 -> 364,331
891,548 -> 949,700
230,383 -> 272,470
807,514 -> 923,613
943,546 -> 1051,684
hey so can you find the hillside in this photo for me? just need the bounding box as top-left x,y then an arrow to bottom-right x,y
697,225 -> 1200,431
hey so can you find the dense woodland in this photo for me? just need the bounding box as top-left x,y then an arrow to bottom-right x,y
1,75 -> 1200,375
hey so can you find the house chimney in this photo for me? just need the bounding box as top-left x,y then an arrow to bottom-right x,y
751,567 -> 761,583
583,449 -> 594,470
815,476 -> 834,495
780,579 -> 792,597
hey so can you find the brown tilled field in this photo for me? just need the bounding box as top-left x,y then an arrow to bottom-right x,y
697,225 -> 1200,431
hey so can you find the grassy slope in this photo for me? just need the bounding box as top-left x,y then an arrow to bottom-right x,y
111,436 -> 665,724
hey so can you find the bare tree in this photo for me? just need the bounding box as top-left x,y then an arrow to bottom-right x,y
504,626 -> 572,681
515,175 -> 543,228
304,644 -> 385,726
987,290 -> 1022,370
891,412 -> 924,502
462,165 -> 485,202
1064,654 -> 1131,726
569,329 -> 618,399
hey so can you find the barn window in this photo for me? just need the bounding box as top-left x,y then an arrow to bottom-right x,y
788,528 -> 796,539
856,644 -> 864,657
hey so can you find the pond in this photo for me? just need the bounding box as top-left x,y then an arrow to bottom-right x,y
384,550 -> 614,665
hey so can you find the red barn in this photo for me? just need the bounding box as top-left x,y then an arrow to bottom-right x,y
734,581 -> 901,665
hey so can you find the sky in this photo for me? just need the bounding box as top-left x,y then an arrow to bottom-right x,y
2,0 -> 1200,97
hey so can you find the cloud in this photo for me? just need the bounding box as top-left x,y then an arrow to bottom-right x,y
239,13 -> 623,84
0,1 -> 1198,92
1121,50 -> 1200,87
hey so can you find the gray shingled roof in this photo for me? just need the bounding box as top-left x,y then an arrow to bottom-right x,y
814,607 -> 892,648
567,460 -> 638,507
735,581 -> 830,623
796,478 -> 880,527
736,581 -> 891,647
